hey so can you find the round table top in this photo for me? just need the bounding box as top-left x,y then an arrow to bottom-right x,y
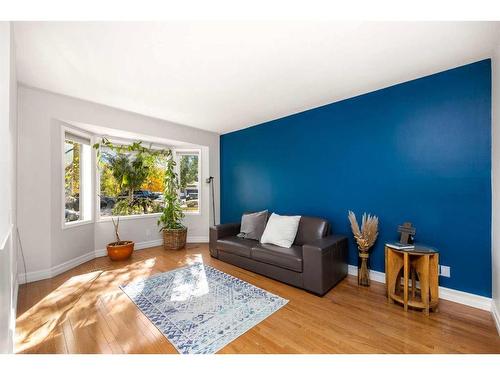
385,243 -> 439,254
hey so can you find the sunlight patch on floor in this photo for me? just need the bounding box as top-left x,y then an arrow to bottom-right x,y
15,257 -> 157,353
177,252 -> 203,267
170,263 -> 209,301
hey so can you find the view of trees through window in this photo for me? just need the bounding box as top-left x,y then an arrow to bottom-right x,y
99,147 -> 166,217
179,154 -> 199,212
99,148 -> 200,217
64,139 -> 81,222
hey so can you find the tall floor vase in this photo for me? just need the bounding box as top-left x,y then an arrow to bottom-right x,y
358,251 -> 370,286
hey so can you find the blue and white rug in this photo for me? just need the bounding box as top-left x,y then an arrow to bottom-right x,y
120,263 -> 288,354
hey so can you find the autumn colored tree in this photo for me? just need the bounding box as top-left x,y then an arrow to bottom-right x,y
141,156 -> 167,192
65,140 -> 80,196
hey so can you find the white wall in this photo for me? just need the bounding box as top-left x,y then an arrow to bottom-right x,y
492,47 -> 500,333
0,22 -> 18,353
18,86 -> 219,280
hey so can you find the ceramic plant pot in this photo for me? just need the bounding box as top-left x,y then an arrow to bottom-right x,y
106,241 -> 134,261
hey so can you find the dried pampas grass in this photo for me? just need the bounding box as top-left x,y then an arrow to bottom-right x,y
348,210 -> 379,286
348,211 -> 379,252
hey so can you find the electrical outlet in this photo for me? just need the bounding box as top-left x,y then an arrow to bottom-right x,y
440,265 -> 451,278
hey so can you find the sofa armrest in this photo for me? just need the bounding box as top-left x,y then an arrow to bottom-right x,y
210,222 -> 241,240
209,222 -> 241,258
302,235 -> 348,295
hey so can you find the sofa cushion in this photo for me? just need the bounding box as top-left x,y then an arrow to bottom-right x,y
237,210 -> 268,241
251,243 -> 303,272
260,213 -> 301,248
294,216 -> 330,246
217,236 -> 256,258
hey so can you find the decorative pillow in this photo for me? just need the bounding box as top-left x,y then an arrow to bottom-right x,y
260,213 -> 301,248
237,210 -> 269,241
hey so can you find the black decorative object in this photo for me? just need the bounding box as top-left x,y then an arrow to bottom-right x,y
397,222 -> 416,244
206,176 -> 216,226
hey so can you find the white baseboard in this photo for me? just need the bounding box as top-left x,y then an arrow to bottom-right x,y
18,268 -> 51,284
19,237 -> 210,283
348,264 -> 386,283
188,235 -> 209,243
18,249 -> 96,284
94,248 -> 107,258
347,264 -> 492,312
492,302 -> 500,335
52,250 -> 96,277
438,286 -> 492,311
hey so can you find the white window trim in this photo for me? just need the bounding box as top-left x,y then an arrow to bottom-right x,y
98,212 -> 162,222
61,125 -> 94,230
174,148 -> 202,216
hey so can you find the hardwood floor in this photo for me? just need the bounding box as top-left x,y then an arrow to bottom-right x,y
15,244 -> 500,354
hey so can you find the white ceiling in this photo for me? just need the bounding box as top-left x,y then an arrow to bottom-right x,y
14,21 -> 500,134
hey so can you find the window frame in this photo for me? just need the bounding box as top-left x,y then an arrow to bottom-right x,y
174,148 -> 202,216
61,125 -> 94,229
95,138 -> 179,222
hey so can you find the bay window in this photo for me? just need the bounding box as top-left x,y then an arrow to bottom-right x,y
62,128 -> 202,223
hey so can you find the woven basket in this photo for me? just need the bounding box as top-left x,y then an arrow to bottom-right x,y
163,227 -> 187,250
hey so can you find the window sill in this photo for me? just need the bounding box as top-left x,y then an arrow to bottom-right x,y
97,211 -> 202,223
63,219 -> 93,230
98,213 -> 162,222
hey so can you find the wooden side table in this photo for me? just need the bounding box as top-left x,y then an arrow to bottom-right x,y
385,245 -> 439,315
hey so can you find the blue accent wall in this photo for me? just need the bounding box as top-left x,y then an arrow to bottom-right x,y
220,59 -> 492,297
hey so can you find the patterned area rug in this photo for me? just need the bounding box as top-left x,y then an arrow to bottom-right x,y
120,263 -> 288,354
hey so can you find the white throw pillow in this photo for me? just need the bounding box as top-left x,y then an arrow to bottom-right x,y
260,213 -> 301,248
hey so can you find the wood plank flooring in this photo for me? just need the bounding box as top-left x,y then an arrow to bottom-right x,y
15,244 -> 500,354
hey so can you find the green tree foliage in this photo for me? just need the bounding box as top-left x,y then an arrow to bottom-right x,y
179,154 -> 198,191
107,153 -> 150,199
95,139 -> 170,216
101,154 -> 167,197
95,139 -> 185,227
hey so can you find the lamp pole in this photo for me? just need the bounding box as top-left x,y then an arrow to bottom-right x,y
206,176 -> 216,226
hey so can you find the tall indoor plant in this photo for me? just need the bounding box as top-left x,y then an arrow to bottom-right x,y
157,151 -> 187,250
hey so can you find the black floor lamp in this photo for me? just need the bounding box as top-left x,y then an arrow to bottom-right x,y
206,176 -> 216,226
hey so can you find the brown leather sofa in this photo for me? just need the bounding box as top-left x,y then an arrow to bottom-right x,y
209,216 -> 348,295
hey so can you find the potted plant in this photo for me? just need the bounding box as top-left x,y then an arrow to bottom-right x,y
157,151 -> 187,250
94,138 -> 170,260
106,217 -> 134,261
348,211 -> 379,286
